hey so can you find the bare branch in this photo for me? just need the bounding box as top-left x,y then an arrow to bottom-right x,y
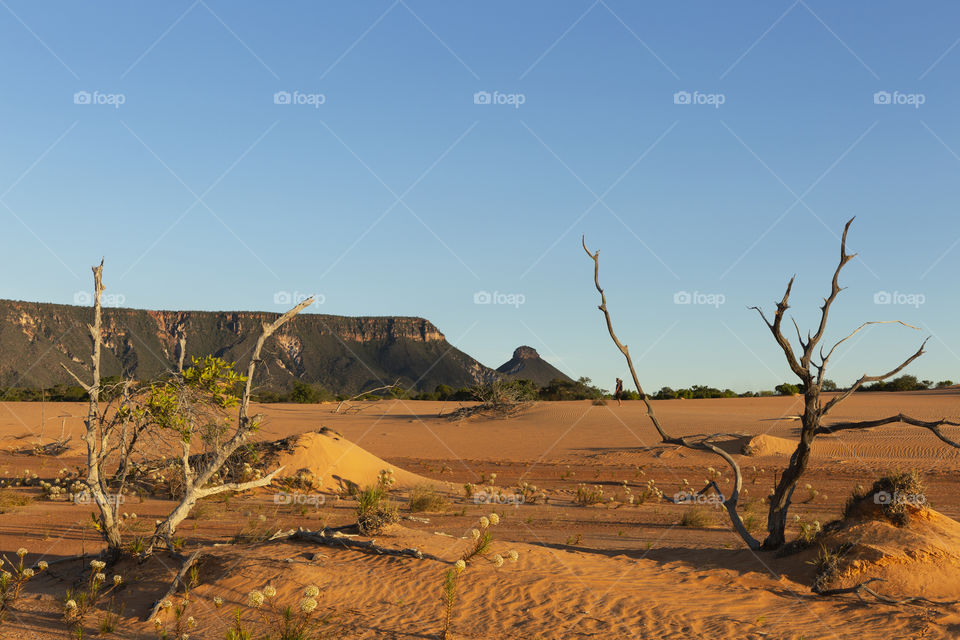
803,217 -> 857,365
815,577 -> 958,606
820,338 -> 928,417
816,413 -> 960,447
584,237 -> 760,550
696,436 -> 761,550
238,297 -> 315,431
193,465 -> 285,499
144,551 -> 203,621
582,236 -> 672,442
750,276 -> 806,380
59,363 -> 92,392
335,379 -> 401,414
818,320 -> 920,379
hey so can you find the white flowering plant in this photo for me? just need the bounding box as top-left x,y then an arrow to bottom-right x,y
63,559 -> 124,635
0,548 -> 47,623
221,583 -> 331,640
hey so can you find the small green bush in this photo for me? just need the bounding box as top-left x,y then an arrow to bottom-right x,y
408,485 -> 448,513
680,508 -> 711,528
356,485 -> 399,534
575,484 -> 604,506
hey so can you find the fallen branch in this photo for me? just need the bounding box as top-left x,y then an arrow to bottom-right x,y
21,436 -> 72,456
288,527 -> 436,560
143,550 -> 203,621
817,413 -> 960,447
334,380 -> 400,414
814,577 -> 958,606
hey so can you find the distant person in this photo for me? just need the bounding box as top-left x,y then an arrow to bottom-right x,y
615,378 -> 624,407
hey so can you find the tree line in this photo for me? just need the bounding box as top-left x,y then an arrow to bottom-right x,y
2,373 -> 952,404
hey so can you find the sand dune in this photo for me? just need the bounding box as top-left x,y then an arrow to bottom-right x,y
266,428 -> 438,493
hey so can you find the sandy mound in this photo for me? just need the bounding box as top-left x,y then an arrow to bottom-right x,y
738,434 -> 795,456
712,433 -> 796,457
802,501 -> 960,601
265,428 -> 438,493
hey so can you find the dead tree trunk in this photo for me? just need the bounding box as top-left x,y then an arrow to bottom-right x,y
585,218 -> 960,552
747,218 -> 949,549
62,261 -> 123,556
149,298 -> 313,551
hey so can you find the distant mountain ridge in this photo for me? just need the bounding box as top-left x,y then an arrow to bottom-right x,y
496,346 -> 573,386
0,299 -> 497,394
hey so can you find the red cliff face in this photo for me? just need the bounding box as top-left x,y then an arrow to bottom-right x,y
0,300 -> 480,393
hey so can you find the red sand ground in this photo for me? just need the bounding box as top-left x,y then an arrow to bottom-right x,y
0,391 -> 958,639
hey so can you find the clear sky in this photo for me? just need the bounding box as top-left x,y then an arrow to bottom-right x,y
1,1 -> 958,393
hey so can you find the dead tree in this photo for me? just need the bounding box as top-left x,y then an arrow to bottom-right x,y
176,326 -> 187,373
61,261 -> 127,555
584,218 -> 960,551
149,297 -> 313,551
749,218 -> 959,548
582,241 -> 760,549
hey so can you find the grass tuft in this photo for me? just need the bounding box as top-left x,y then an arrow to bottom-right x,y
679,508 -> 712,528
408,485 -> 448,513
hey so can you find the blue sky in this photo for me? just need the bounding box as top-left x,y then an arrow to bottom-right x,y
1,1 -> 959,393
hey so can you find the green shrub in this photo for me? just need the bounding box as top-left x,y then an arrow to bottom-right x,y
846,471 -> 926,526
680,508 -> 711,528
775,383 -> 801,396
408,485 -> 448,513
575,484 -> 604,506
356,485 -> 399,534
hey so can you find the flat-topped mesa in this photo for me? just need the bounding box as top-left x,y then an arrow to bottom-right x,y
145,310 -> 445,344
0,300 -> 480,394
